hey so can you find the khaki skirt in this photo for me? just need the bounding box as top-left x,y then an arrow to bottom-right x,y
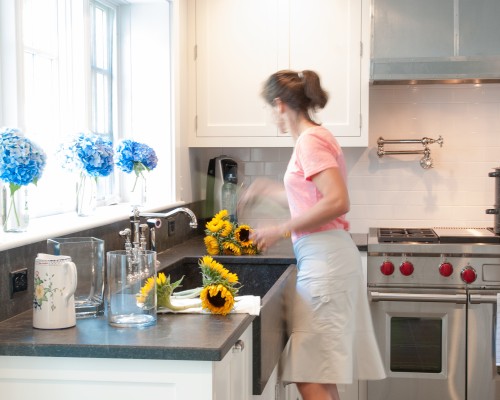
280,230 -> 386,385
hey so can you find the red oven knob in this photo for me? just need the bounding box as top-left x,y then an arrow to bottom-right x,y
399,261 -> 414,276
460,266 -> 477,284
439,262 -> 453,277
380,260 -> 395,276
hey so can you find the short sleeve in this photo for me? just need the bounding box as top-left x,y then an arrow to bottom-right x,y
295,128 -> 341,180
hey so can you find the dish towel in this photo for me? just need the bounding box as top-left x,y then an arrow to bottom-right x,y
157,295 -> 261,316
497,294 -> 500,366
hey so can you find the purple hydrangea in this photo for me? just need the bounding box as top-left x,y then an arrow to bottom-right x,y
58,133 -> 114,178
115,139 -> 158,176
0,127 -> 47,192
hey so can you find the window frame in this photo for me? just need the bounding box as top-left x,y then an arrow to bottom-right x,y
0,0 -> 178,244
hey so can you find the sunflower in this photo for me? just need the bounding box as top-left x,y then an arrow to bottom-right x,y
200,255 -> 239,284
204,235 -> 220,255
200,284 -> 235,315
223,241 -> 241,255
203,209 -> 260,256
199,256 -> 239,284
136,275 -> 156,309
234,224 -> 253,247
206,218 -> 225,233
242,246 -> 258,255
219,220 -> 233,237
137,272 -> 201,312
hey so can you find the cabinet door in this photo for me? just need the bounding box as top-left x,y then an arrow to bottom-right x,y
191,0 -> 368,147
213,325 -> 252,400
194,0 -> 285,140
289,0 -> 365,144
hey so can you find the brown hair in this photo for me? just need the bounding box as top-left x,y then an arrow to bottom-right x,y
261,70 -> 328,120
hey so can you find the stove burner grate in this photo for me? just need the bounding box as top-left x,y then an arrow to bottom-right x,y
377,228 -> 439,243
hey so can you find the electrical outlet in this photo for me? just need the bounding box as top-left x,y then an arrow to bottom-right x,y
168,220 -> 176,236
10,268 -> 28,298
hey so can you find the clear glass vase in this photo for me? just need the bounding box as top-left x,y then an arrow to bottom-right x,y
2,185 -> 29,232
130,174 -> 147,207
76,175 -> 97,217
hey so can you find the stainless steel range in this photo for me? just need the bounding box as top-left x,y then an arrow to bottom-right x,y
367,227 -> 500,400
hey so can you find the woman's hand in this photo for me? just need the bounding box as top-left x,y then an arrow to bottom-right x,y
250,224 -> 289,252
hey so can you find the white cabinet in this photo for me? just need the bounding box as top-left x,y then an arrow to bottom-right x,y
188,0 -> 370,148
215,325 -> 253,400
0,325 -> 253,400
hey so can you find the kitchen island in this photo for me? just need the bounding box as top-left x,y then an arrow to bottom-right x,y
0,234 -> 367,400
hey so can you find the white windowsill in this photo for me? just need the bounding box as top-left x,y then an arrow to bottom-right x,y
0,201 -> 186,252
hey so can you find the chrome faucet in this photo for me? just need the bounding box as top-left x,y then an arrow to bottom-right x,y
137,207 -> 198,229
121,206 -> 198,253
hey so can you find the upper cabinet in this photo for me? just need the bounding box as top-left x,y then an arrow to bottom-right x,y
187,0 -> 370,147
371,0 -> 500,83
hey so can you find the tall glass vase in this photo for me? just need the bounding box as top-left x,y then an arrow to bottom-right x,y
2,185 -> 29,232
77,174 -> 97,217
130,174 -> 147,207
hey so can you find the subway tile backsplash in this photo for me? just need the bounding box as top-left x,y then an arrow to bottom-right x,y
193,84 -> 500,233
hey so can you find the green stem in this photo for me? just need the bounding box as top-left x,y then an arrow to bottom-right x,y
161,296 -> 202,312
11,192 -> 20,226
131,174 -> 139,192
171,287 -> 203,299
3,186 -> 21,229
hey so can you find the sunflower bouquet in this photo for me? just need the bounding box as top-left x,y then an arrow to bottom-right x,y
204,209 -> 260,256
137,255 -> 241,316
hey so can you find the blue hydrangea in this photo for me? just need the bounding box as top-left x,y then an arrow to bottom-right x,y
115,139 -> 158,176
58,133 -> 114,178
0,127 -> 47,192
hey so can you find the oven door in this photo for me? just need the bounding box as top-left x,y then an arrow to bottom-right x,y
367,288 -> 467,400
468,289 -> 500,399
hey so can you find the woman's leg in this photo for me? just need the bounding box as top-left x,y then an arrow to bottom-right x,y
296,382 -> 340,400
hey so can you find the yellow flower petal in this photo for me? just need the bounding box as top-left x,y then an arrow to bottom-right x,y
204,236 -> 220,255
200,284 -> 235,316
222,241 -> 241,255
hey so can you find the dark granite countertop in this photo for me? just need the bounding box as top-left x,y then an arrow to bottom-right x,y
0,233 -> 367,362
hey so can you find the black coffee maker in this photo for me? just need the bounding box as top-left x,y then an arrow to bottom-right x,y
206,156 -> 238,219
486,167 -> 500,234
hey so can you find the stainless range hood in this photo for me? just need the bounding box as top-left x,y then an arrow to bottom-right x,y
371,57 -> 500,85
371,0 -> 500,85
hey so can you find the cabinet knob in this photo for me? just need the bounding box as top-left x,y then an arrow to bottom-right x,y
232,339 -> 245,353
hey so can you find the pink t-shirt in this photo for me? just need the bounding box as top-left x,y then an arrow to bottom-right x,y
284,125 -> 350,242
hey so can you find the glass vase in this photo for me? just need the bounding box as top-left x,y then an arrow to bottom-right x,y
2,185 -> 29,232
76,175 -> 97,217
130,174 -> 147,207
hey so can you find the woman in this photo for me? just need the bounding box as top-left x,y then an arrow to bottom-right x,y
239,70 -> 385,400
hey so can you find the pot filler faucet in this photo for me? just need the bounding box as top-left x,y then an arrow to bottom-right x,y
119,206 -> 198,253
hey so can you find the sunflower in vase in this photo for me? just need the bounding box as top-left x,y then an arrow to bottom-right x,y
204,209 -> 260,256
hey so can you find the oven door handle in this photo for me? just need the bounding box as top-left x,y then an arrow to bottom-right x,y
469,293 -> 498,304
369,290 -> 467,304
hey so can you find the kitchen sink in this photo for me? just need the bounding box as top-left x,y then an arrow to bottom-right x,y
161,256 -> 297,395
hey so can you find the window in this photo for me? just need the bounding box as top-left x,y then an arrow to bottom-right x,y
0,0 -> 174,219
90,1 -> 118,205
23,0 -> 117,216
